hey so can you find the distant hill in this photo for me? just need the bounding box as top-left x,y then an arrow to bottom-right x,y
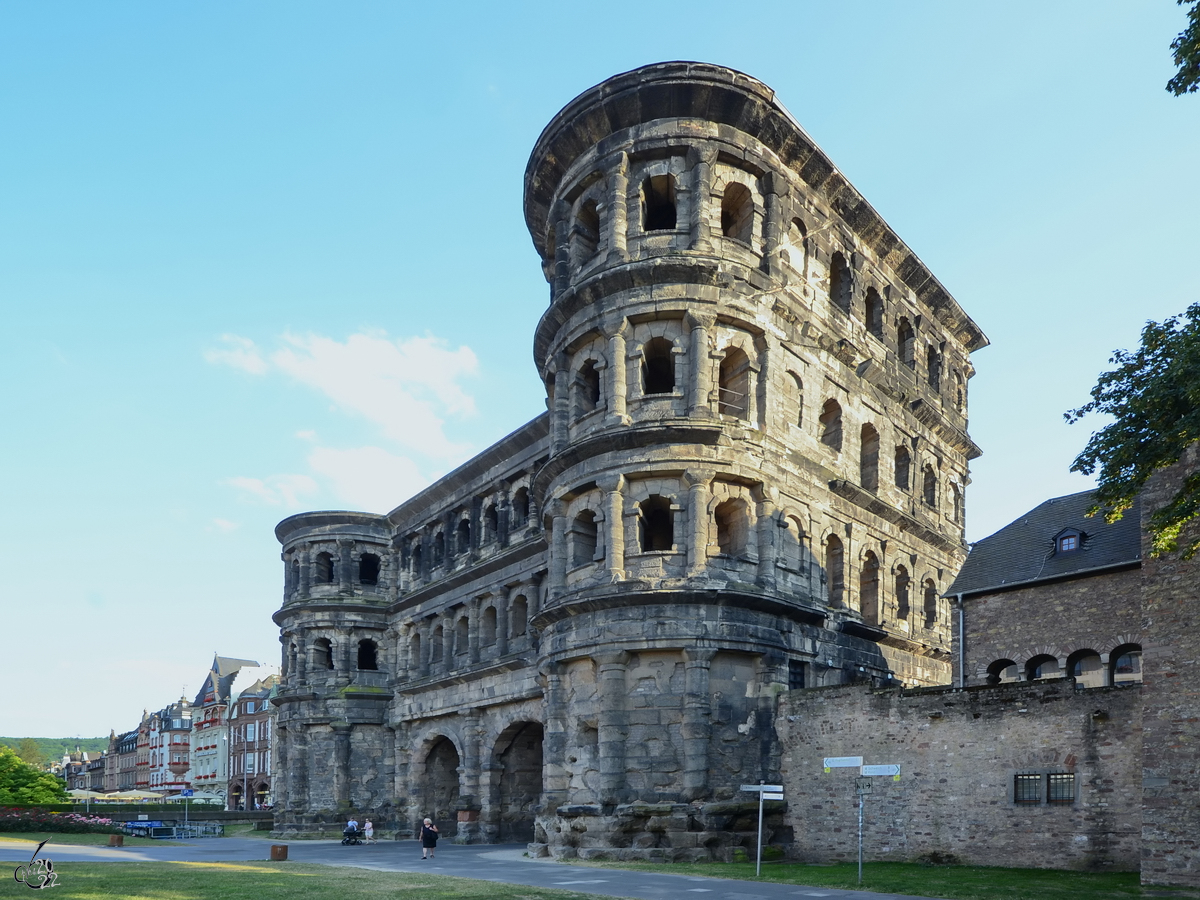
0,736 -> 110,767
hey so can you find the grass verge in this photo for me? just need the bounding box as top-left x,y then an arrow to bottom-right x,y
32,862 -> 623,899
567,858 -> 1199,900
0,831 -> 175,847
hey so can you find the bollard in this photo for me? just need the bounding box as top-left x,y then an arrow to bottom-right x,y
270,844 -> 288,861
108,834 -> 124,847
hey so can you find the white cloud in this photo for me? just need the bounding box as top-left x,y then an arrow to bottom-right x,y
307,445 -> 428,512
224,474 -> 318,508
204,334 -> 268,375
210,518 -> 241,532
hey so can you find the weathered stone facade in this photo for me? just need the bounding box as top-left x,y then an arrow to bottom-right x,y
777,680 -> 1143,870
270,62 -> 987,857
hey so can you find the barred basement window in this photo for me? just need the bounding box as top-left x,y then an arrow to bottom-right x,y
788,660 -> 807,690
1014,773 -> 1041,804
1048,772 -> 1075,804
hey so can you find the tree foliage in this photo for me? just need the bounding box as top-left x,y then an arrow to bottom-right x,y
1168,0 -> 1200,95
0,745 -> 69,804
15,739 -> 43,767
1066,303 -> 1200,558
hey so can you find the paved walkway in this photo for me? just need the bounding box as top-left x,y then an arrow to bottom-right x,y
0,836 -> 940,900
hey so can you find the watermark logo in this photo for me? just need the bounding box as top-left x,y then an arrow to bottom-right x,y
13,840 -> 58,890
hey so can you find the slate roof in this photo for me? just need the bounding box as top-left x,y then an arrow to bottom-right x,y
192,655 -> 260,708
948,489 -> 1142,597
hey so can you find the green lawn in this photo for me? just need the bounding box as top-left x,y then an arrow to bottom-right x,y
0,831 -> 174,847
32,862 -> 622,899
569,859 -> 1200,900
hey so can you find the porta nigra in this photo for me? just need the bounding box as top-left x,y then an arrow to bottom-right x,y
270,61 -> 987,859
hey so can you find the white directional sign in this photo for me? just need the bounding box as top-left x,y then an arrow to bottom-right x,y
740,784 -> 783,793
762,792 -> 784,801
823,756 -> 863,769
860,764 -> 900,777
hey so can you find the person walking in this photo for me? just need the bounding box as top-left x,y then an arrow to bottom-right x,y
419,817 -> 439,859
363,818 -> 375,844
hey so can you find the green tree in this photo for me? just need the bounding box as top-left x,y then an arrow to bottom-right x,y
1169,0 -> 1200,95
16,738 -> 43,768
1066,303 -> 1200,558
0,745 -> 68,804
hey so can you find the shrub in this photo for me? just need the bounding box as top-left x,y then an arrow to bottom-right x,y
0,807 -> 121,834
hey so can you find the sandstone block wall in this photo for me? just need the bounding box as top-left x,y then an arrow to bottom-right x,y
777,680 -> 1142,870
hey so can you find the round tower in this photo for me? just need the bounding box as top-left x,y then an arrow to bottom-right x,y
524,62 -> 985,852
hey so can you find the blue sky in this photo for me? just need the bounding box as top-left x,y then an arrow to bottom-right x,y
2,2 -> 1196,737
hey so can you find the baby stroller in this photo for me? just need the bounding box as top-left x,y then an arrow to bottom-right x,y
341,827 -> 363,845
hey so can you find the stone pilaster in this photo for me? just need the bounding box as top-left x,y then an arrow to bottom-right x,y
687,313 -> 715,418
685,471 -> 713,575
682,648 -> 716,800
688,145 -> 716,252
605,324 -> 630,425
598,474 -> 626,582
604,151 -> 629,265
596,651 -> 630,805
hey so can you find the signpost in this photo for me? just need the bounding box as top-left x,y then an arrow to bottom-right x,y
740,782 -> 784,876
181,788 -> 193,826
823,759 -> 900,885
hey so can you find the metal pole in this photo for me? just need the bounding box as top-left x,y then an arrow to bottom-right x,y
756,780 -> 764,877
858,791 -> 864,885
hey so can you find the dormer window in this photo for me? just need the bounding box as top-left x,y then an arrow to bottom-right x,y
1055,529 -> 1082,554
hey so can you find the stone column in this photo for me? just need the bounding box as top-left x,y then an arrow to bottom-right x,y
547,499 -> 568,601
332,724 -> 352,810
595,651 -> 630,805
442,611 -> 455,672
605,324 -> 630,425
497,483 -> 512,548
295,635 -> 308,684
468,598 -> 481,664
282,554 -> 291,601
541,662 -> 570,805
682,649 -> 716,801
597,474 -> 626,582
687,313 -> 715,418
418,620 -> 431,677
338,539 -> 353,592
688,145 -> 717,252
456,709 -> 483,843
552,199 -> 571,299
685,471 -> 713,576
551,356 -> 571,456
756,495 -> 778,589
299,548 -> 311,599
287,725 -> 308,814
762,171 -> 784,275
495,597 -> 509,657
605,151 -> 629,265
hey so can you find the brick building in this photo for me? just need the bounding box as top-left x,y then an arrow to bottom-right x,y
227,674 -> 277,810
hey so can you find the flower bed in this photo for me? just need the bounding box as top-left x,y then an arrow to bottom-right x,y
0,807 -> 121,834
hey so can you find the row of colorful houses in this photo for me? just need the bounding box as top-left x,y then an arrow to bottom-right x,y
62,654 -> 277,810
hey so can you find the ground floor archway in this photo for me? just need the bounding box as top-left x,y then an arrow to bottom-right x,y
493,721 -> 543,843
421,737 -> 461,836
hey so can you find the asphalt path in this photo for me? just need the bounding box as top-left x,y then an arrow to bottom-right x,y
0,836 -> 943,900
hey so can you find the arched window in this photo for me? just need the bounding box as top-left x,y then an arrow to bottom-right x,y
1026,654 -> 1059,681
780,516 -> 806,572
922,465 -> 937,509
714,499 -> 749,556
1111,643 -> 1142,684
455,616 -> 469,656
926,346 -> 941,392
456,519 -> 472,557
570,510 -> 598,567
642,174 -> 677,231
895,565 -> 911,619
289,558 -> 299,594
895,445 -> 911,492
411,542 -> 424,576
314,638 -> 334,670
359,553 -> 380,585
315,551 -> 335,584
721,182 -> 754,245
790,373 -> 804,427
357,639 -> 378,671
409,632 -> 421,670
859,424 -> 879,492
571,198 -> 600,264
718,347 -> 751,419
483,504 -> 499,543
898,318 -> 915,369
865,287 -> 884,338
860,552 -> 880,625
430,627 -> 444,664
639,495 -> 674,552
482,606 -> 497,647
642,338 -> 675,395
511,488 -> 530,525
830,251 -> 852,314
951,485 -> 963,524
819,399 -> 842,451
986,658 -> 1018,685
923,579 -> 939,626
825,534 -> 845,607
432,532 -> 445,567
574,360 -> 601,417
786,218 -> 807,276
1068,649 -> 1104,688
510,595 -> 528,638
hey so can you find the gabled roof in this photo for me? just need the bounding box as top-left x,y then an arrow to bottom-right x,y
192,655 -> 260,708
948,489 -> 1141,597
